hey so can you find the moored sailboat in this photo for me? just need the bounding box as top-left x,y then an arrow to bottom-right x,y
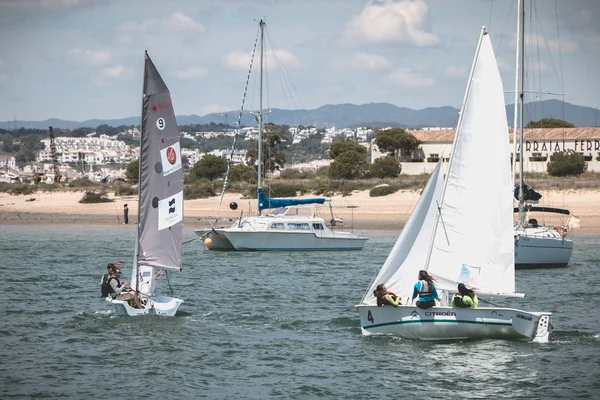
356,28 -> 550,342
106,51 -> 184,316
194,20 -> 367,251
512,0 -> 574,269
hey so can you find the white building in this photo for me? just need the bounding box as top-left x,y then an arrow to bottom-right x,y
371,127 -> 600,175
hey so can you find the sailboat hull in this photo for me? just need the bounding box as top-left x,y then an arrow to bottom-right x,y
106,296 -> 183,317
356,305 -> 551,343
514,228 -> 573,268
196,228 -> 367,251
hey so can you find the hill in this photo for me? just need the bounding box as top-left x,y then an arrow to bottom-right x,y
2,99 -> 598,130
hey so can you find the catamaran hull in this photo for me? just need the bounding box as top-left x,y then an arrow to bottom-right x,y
106,296 -> 183,317
514,231 -> 573,269
356,305 -> 551,343
196,229 -> 367,251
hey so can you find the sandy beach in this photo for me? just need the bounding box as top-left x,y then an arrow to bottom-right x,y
1,188 -> 598,233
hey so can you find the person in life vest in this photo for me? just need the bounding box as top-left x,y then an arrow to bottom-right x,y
100,263 -> 116,297
373,283 -> 401,307
451,283 -> 478,308
101,264 -> 143,309
412,270 -> 439,309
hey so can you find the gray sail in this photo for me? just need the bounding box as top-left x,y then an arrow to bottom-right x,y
137,51 -> 183,270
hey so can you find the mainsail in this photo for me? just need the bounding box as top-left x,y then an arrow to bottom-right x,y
426,32 -> 515,295
133,51 -> 184,294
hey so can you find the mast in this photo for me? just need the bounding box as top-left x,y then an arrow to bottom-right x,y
517,0 -> 526,228
511,0 -> 521,185
133,51 -> 148,293
257,19 -> 265,216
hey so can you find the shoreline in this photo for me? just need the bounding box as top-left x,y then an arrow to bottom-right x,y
1,189 -> 599,233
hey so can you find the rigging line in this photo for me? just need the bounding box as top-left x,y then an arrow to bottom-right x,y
215,24 -> 260,221
165,270 -> 174,297
494,0 -> 515,54
477,296 -> 503,307
554,0 -> 565,93
530,0 -> 562,97
266,31 -> 297,126
487,0 -> 494,33
265,29 -> 314,127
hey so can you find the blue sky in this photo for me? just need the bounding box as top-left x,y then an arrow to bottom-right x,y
0,0 -> 598,122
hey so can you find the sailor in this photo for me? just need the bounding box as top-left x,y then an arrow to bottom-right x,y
373,283 -> 401,307
100,263 -> 116,297
451,283 -> 478,308
412,270 -> 439,309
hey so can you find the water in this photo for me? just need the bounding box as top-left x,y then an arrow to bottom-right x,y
1,226 -> 599,399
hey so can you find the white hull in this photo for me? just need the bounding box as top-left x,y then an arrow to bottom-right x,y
196,229 -> 367,251
356,305 -> 551,342
106,295 -> 183,317
514,227 -> 573,269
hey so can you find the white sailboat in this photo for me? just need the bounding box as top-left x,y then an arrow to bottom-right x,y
512,0 -> 573,269
356,28 -> 551,342
194,20 -> 368,252
106,51 -> 184,316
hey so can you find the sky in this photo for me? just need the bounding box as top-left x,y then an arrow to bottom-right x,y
0,0 -> 599,122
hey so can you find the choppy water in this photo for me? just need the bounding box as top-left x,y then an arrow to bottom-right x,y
1,225 -> 599,399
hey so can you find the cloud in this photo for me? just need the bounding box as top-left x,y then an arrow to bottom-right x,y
346,0 -> 439,46
176,66 -> 208,79
388,67 -> 434,87
0,57 -> 4,68
102,66 -> 124,78
0,0 -> 85,10
445,64 -> 467,77
585,34 -> 600,52
200,104 -> 231,115
117,12 -> 206,35
67,48 -> 111,65
351,53 -> 390,70
224,49 -> 300,70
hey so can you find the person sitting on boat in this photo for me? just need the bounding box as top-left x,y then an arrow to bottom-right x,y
412,270 -> 439,309
373,283 -> 401,307
100,263 -> 116,297
104,265 -> 143,309
451,283 -> 478,308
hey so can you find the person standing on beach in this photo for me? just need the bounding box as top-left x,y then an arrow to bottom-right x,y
123,204 -> 129,225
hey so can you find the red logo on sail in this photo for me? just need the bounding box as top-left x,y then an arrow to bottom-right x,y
151,101 -> 172,113
166,147 -> 177,164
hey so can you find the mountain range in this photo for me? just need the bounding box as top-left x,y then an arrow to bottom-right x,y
2,99 -> 598,131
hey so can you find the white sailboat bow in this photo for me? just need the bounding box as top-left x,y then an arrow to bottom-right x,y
106,51 -> 184,317
356,28 -> 551,342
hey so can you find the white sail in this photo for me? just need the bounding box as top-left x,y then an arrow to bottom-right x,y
427,33 -> 515,295
362,160 -> 444,304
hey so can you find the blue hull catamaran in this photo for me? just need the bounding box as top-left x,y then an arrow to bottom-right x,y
356,26 -> 551,342
195,19 -> 367,252
106,51 -> 184,316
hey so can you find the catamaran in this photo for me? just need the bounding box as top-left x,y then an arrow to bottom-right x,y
194,20 -> 367,251
356,27 -> 551,342
106,51 -> 184,316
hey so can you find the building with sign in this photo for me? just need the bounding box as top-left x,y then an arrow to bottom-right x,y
371,127 -> 600,175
